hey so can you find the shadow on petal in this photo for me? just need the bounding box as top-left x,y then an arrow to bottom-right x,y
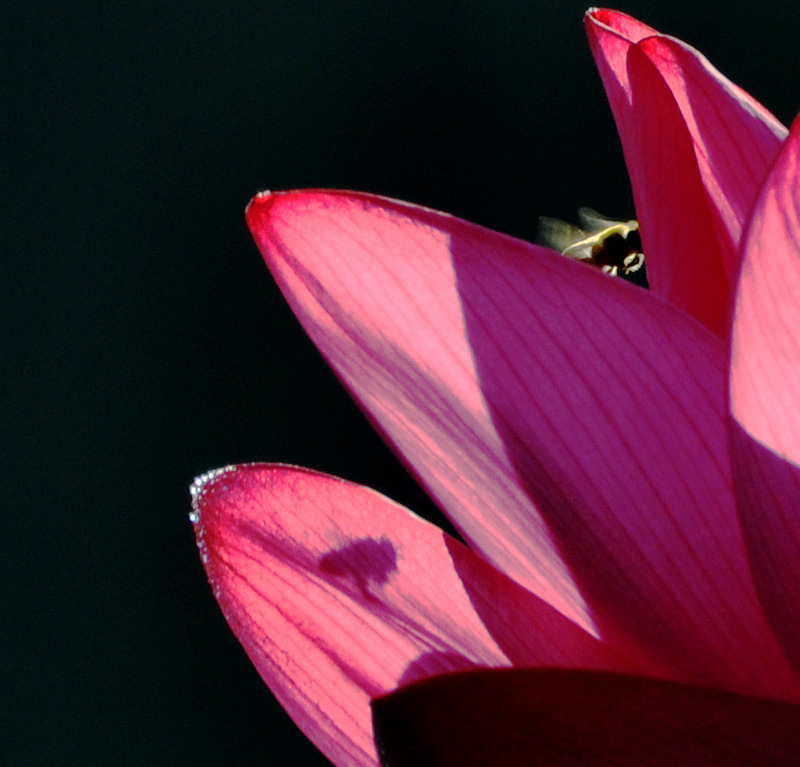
730,419 -> 800,677
447,214 -> 797,697
319,537 -> 398,599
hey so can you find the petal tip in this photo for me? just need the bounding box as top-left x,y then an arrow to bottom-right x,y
189,464 -> 238,527
584,7 -> 613,24
584,7 -> 656,41
190,464 -> 233,498
245,188 -> 339,234
245,189 -> 279,229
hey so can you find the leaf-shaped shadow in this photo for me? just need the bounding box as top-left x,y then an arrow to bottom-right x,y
319,537 -> 398,599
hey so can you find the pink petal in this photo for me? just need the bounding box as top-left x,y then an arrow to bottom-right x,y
248,190 -> 800,698
729,115 -> 800,676
191,464 -> 633,767
373,668 -> 800,766
586,9 -> 787,337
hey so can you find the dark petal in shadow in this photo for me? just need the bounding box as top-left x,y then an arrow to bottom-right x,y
730,418 -> 800,677
373,668 -> 800,766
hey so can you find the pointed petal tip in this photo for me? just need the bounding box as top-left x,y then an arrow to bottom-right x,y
584,7 -> 658,43
583,7 -> 601,26
246,188 -> 335,231
190,464 -> 235,509
245,189 -> 279,230
248,189 -> 272,203
191,465 -> 232,495
189,466 -> 242,567
584,7 -> 615,21
189,462 -> 346,532
189,467 -> 219,525
245,188 -> 342,236
247,189 -> 274,202
189,463 -> 269,533
246,188 -> 339,212
584,8 -> 622,25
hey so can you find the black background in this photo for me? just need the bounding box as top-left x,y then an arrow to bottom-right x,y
6,1 -> 799,764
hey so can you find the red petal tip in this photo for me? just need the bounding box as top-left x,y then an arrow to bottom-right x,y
245,189 -> 280,227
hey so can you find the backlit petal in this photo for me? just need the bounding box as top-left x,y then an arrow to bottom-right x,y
373,668 -> 800,766
586,9 -> 786,336
191,464 -> 631,767
248,190 -> 799,698
730,115 -> 800,676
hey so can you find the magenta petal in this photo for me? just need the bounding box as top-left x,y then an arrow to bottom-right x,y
730,115 -> 800,676
248,190 -> 800,698
191,464 -> 632,767
586,9 -> 786,336
373,668 -> 800,766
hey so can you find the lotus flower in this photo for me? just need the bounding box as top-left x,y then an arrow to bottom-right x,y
191,8 -> 800,765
